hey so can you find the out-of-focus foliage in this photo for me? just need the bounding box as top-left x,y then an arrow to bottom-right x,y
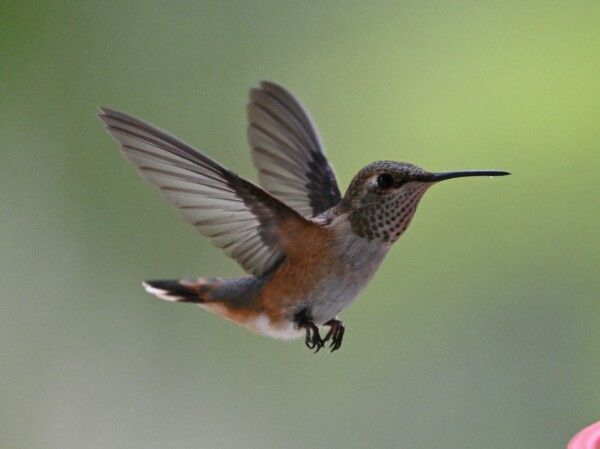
1,1 -> 599,448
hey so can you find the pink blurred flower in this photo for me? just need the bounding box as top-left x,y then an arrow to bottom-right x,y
568,421 -> 600,449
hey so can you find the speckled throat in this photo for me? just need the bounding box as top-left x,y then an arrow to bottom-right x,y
349,182 -> 431,242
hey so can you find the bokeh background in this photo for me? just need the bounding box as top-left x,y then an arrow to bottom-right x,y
2,1 -> 599,448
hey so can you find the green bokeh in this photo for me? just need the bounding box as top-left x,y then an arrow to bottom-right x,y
2,1 -> 599,448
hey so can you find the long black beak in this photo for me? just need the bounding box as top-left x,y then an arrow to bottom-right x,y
430,170 -> 510,182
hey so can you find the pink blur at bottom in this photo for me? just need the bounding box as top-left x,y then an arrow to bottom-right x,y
568,421 -> 600,449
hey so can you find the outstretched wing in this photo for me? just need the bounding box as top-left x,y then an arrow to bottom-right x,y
98,108 -> 309,278
247,81 -> 342,218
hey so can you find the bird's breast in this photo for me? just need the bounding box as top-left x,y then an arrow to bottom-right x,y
261,216 -> 392,324
310,220 -> 391,322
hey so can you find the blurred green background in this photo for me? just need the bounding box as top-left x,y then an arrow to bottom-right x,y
2,1 -> 599,448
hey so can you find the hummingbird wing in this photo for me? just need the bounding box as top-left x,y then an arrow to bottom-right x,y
247,81 -> 342,218
98,108 -> 310,278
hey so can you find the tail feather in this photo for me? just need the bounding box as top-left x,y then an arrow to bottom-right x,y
143,279 -> 207,303
143,276 -> 268,306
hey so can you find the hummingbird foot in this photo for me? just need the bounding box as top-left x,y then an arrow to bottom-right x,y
300,321 -> 325,353
323,319 -> 345,352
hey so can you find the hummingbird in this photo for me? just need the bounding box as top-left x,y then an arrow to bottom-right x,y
98,81 -> 509,352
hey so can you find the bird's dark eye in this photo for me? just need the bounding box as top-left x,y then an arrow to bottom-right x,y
376,173 -> 395,189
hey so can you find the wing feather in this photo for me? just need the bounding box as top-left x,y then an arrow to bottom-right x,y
247,81 -> 342,217
98,107 -> 309,277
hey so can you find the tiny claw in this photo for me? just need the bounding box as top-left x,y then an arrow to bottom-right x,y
302,321 -> 324,353
323,319 -> 345,352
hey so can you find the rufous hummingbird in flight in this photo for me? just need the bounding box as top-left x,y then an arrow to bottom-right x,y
98,81 -> 509,352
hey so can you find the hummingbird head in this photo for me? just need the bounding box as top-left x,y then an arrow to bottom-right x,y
337,161 -> 509,242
